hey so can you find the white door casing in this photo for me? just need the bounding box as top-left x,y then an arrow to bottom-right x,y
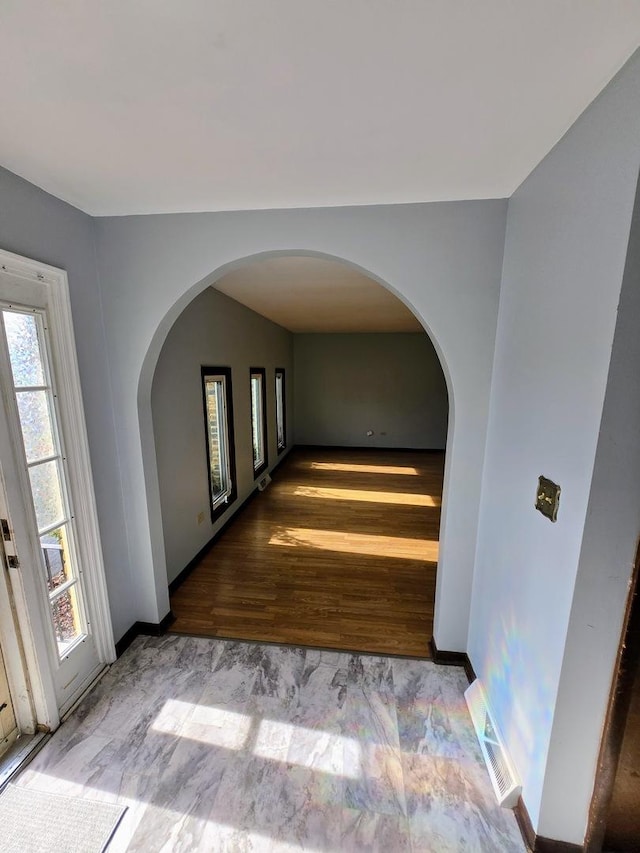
0,644 -> 18,758
0,473 -> 40,735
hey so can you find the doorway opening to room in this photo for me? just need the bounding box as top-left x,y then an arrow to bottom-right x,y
588,540 -> 640,851
151,256 -> 449,658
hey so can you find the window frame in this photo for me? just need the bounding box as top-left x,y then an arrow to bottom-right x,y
275,367 -> 287,454
201,365 -> 237,523
249,367 -> 268,479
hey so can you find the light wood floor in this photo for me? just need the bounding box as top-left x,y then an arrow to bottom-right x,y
170,447 -> 444,657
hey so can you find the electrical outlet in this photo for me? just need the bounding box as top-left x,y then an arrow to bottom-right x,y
197,511 -> 205,525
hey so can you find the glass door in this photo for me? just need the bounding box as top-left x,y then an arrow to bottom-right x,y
1,308 -> 91,653
0,290 -> 104,714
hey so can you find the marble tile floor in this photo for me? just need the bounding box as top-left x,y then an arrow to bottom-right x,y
13,635 -> 527,852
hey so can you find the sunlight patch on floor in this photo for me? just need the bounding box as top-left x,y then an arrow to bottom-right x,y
151,700 -> 362,780
152,700 -> 251,750
254,719 -> 361,779
268,526 -> 439,561
309,461 -> 419,475
293,485 -> 440,507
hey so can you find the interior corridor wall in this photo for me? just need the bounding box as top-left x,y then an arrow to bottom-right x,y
152,287 -> 293,584
293,333 -> 447,449
537,171 -> 640,845
469,48 -> 640,843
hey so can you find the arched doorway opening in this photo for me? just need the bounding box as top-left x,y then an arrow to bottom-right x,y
145,252 -> 450,657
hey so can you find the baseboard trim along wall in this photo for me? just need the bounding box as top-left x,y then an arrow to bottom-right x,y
168,447 -> 292,596
534,841 -> 584,853
429,636 -> 477,684
114,610 -> 175,658
514,797 -> 585,852
295,444 -> 445,453
514,795 -> 537,850
168,487 -> 259,595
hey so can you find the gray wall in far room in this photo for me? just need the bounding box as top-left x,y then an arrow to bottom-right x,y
293,333 -> 447,448
151,287 -> 293,584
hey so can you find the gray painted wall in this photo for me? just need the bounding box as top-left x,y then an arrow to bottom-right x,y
293,333 -> 447,448
0,167 -> 131,639
469,49 -> 640,841
537,172 -> 640,843
151,288 -> 293,583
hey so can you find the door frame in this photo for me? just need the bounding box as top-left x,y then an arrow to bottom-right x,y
0,248 -> 115,731
585,538 -> 640,851
0,521 -> 33,737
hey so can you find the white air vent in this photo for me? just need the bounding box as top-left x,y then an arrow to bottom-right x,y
257,473 -> 272,492
464,679 -> 521,808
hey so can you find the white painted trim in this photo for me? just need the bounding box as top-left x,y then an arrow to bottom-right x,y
0,515 -> 37,735
44,273 -> 116,665
0,248 -> 115,683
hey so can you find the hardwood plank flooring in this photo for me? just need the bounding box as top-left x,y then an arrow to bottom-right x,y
170,447 -> 444,657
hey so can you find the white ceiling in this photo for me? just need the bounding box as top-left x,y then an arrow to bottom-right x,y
1,2 -> 639,216
215,257 -> 423,333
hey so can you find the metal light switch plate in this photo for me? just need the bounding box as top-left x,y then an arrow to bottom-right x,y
535,475 -> 560,522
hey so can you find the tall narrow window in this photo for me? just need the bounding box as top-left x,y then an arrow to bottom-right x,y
1,308 -> 86,657
250,368 -> 268,478
275,368 -> 286,454
202,366 -> 236,522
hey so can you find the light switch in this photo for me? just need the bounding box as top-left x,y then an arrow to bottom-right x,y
535,476 -> 560,522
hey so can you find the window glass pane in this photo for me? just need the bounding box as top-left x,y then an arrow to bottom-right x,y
205,377 -> 225,499
50,584 -> 81,649
29,460 -> 64,532
3,311 -> 45,387
251,375 -> 264,469
3,305 -> 88,658
16,390 -> 55,462
276,371 -> 285,449
41,526 -> 72,592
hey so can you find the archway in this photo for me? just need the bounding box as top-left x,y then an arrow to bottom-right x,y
137,250 -> 456,655
148,254 -> 449,656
